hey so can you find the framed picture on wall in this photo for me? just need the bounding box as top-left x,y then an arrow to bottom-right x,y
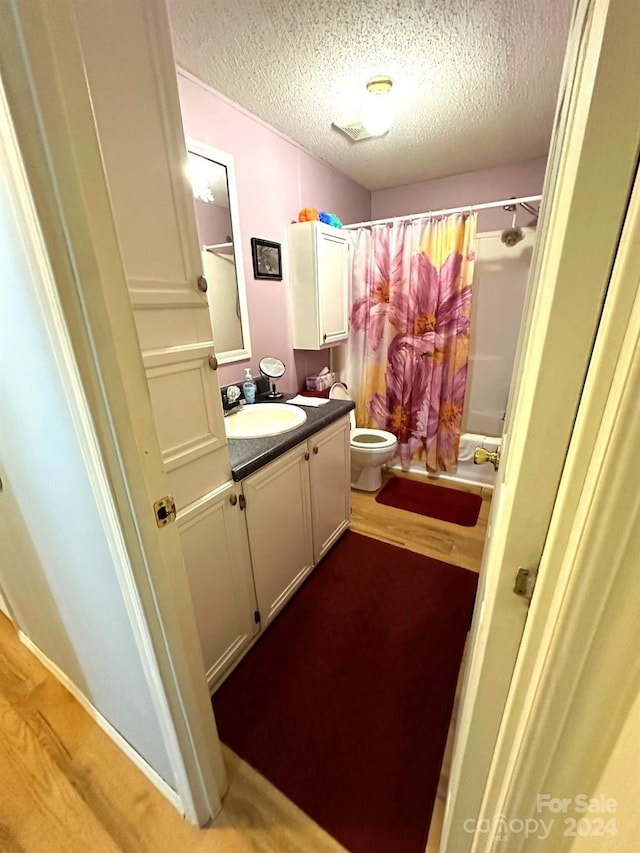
250,237 -> 282,280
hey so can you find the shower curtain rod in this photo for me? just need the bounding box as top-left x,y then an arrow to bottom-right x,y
342,194 -> 542,230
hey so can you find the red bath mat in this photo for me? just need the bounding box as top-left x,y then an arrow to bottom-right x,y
375,476 -> 483,526
213,532 -> 478,853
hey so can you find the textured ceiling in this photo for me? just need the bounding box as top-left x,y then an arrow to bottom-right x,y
167,0 -> 572,191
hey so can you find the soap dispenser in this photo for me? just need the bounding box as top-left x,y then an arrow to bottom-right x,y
243,368 -> 257,404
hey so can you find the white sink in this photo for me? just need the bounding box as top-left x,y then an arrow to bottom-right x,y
224,402 -> 307,439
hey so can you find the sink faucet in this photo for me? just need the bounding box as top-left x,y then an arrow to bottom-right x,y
224,403 -> 243,417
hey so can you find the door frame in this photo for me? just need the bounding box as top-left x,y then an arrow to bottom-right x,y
0,0 -> 225,824
473,136 -> 640,853
443,0 -> 640,848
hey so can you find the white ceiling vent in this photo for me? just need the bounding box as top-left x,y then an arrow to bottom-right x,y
332,120 -> 375,142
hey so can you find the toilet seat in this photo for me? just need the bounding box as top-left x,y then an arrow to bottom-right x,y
329,382 -> 398,491
351,427 -> 397,448
329,383 -> 397,446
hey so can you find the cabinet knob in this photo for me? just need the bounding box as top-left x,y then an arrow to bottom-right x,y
323,333 -> 328,341
313,446 -> 319,455
208,354 -> 218,371
229,493 -> 238,506
197,275 -> 208,293
304,452 -> 310,461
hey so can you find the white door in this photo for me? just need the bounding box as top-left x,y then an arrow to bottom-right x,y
442,1 -> 640,849
243,444 -> 314,626
309,417 -> 351,564
317,226 -> 350,345
2,0 -> 227,825
73,0 -> 231,500
73,0 -> 269,741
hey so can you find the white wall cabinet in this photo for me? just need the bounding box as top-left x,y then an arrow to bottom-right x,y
242,416 -> 351,627
288,221 -> 350,349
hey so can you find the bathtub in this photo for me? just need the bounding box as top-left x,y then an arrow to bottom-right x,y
388,432 -> 501,489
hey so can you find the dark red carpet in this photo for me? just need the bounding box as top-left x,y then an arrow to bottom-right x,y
375,477 -> 483,527
213,531 -> 478,853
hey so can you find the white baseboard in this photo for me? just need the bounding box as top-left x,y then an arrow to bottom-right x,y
18,631 -> 183,814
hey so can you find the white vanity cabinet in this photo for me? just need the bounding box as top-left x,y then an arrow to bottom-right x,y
308,416 -> 351,563
241,415 -> 351,626
242,443 -> 314,627
177,480 -> 259,691
288,221 -> 351,349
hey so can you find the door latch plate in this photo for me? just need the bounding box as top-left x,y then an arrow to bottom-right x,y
154,495 -> 176,527
514,566 -> 538,600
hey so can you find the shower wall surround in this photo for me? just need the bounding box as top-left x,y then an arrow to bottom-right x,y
176,71 -> 370,392
463,228 -> 537,436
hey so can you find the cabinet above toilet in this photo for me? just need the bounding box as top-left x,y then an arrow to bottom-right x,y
288,221 -> 350,350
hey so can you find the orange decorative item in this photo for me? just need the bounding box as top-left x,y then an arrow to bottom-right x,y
298,207 -> 319,222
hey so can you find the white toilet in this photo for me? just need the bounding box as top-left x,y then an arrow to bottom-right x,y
329,383 -> 398,491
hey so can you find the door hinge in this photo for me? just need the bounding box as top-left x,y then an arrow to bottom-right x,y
514,566 -> 538,601
154,495 -> 176,527
254,610 -> 261,624
238,493 -> 246,511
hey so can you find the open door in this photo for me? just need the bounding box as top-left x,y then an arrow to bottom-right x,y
442,0 -> 640,849
0,0 -> 227,825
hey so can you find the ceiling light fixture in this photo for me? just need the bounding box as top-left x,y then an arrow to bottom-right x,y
361,75 -> 394,137
187,151 -> 216,204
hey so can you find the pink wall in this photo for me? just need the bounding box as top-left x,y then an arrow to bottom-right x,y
370,159 -> 547,233
177,71 -> 371,391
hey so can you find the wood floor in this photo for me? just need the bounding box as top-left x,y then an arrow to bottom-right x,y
350,468 -> 491,574
0,473 -> 490,852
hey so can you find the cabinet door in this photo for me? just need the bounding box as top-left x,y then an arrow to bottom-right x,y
309,417 -> 351,563
317,227 -> 350,345
243,444 -> 314,626
177,481 -> 258,691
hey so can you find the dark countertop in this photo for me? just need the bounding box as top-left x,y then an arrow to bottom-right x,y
226,394 -> 355,481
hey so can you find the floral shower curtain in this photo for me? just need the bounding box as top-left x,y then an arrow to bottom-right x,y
346,213 -> 477,473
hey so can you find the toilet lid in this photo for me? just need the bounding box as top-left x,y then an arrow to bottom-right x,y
328,382 -> 350,401
329,382 -> 356,429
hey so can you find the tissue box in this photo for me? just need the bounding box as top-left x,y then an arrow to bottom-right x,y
306,371 -> 335,391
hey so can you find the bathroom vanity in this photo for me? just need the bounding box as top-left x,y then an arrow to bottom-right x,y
190,398 -> 353,691
240,412 -> 351,628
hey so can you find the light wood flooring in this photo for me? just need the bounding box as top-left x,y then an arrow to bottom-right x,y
350,468 -> 491,574
0,473 -> 490,852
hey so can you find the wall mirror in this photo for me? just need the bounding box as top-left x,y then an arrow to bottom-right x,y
187,138 -> 252,364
